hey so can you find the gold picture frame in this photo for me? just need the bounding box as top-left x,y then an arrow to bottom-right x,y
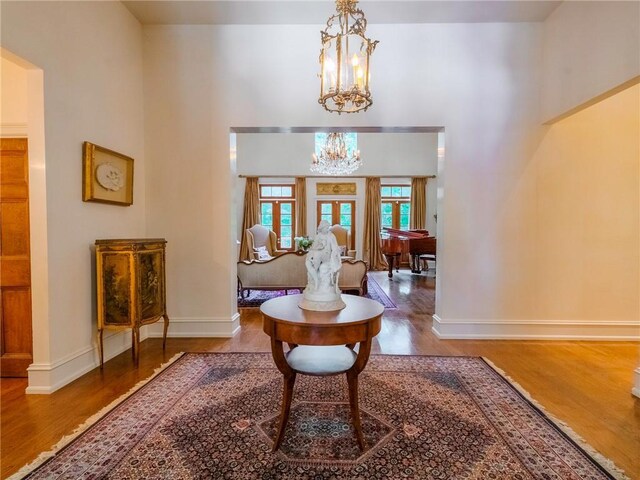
316,182 -> 357,195
83,141 -> 134,206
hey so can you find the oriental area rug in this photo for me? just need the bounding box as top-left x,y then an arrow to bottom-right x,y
14,353 -> 627,480
237,275 -> 397,309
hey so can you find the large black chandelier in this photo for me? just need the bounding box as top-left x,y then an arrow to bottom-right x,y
318,0 -> 379,114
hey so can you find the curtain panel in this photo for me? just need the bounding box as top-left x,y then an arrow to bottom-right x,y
410,177 -> 428,230
295,177 -> 307,238
363,177 -> 388,270
239,177 -> 260,261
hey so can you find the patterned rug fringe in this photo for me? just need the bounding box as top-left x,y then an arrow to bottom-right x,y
482,357 -> 630,480
8,352 -> 186,480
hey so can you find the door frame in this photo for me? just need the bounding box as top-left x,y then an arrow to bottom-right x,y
1,49 -> 50,392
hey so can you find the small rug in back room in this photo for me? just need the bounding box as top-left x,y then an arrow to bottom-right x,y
237,274 -> 397,309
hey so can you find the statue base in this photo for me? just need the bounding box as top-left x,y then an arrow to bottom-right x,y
298,292 -> 346,311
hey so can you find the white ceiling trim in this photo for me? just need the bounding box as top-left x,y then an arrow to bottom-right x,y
123,1 -> 562,26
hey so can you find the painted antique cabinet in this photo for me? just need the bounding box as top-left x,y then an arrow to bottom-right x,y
95,239 -> 169,367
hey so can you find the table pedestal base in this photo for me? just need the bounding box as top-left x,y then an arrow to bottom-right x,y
261,294 -> 383,453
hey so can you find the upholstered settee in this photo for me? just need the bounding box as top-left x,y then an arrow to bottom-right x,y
237,251 -> 368,299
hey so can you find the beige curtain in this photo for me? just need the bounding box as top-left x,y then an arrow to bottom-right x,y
239,177 -> 260,261
295,177 -> 307,238
363,177 -> 388,270
410,177 -> 427,230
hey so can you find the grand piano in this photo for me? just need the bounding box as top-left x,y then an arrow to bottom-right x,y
381,227 -> 437,278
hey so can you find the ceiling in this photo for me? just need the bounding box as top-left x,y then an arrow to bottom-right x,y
123,0 -> 562,25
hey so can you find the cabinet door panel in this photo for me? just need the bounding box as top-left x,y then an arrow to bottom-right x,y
101,253 -> 132,326
1,288 -> 33,352
139,251 -> 164,319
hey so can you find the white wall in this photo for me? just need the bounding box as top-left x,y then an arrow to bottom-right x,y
534,84 -> 639,324
1,57 -> 28,136
144,22 -> 547,336
143,26 -> 241,337
539,1 -> 640,391
236,132 -> 437,176
1,2 -> 146,392
541,1 -> 640,122
145,17 -> 639,343
235,132 -> 438,256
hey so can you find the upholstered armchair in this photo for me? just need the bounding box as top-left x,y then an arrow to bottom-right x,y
330,224 -> 356,259
245,224 -> 287,261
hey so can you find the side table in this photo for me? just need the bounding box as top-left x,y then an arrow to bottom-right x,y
261,294 -> 383,451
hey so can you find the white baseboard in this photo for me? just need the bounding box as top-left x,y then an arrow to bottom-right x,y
25,315 -> 240,394
633,368 -> 640,399
432,315 -> 640,340
26,329 -> 140,394
145,315 -> 241,338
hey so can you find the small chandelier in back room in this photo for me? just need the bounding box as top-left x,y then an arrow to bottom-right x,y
311,132 -> 362,175
318,0 -> 379,114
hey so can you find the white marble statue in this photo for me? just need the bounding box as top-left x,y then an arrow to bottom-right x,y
298,220 -> 346,311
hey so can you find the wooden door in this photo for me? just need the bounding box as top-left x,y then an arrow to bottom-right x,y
0,138 -> 33,377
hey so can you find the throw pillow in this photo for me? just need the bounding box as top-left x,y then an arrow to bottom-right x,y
254,246 -> 273,261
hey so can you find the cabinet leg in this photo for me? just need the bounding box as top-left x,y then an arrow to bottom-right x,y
162,314 -> 170,350
99,329 -> 104,369
132,327 -> 140,366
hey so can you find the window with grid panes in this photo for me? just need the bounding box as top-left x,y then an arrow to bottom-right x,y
259,184 -> 295,250
316,200 -> 356,250
381,185 -> 411,230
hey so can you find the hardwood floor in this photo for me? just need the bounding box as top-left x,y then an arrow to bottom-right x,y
2,270 -> 639,479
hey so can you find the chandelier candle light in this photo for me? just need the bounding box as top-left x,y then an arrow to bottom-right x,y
311,132 -> 362,175
318,0 -> 379,114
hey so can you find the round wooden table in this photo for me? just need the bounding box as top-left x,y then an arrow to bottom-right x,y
261,294 -> 384,451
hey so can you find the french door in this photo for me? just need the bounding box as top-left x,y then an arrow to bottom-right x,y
316,200 -> 355,250
260,201 -> 295,250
